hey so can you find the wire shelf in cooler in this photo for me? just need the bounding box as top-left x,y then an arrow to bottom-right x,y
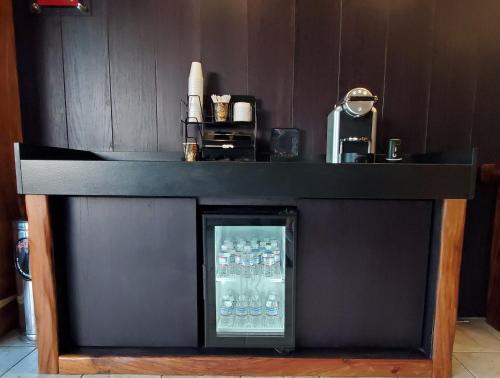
216,275 -> 284,283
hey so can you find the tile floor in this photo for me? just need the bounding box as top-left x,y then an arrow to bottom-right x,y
0,318 -> 498,377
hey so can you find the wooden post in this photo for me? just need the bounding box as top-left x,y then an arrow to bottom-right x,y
432,199 -> 467,378
25,195 -> 59,374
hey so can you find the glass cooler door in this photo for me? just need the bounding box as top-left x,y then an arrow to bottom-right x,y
203,211 -> 296,349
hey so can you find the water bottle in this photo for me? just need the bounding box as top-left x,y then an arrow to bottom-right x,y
272,249 -> 282,277
219,293 -> 234,328
218,251 -> 231,277
270,239 -> 279,249
265,293 -> 279,328
236,238 -> 245,252
248,293 -> 263,328
250,238 -> 259,250
241,245 -> 253,278
262,252 -> 275,277
229,248 -> 239,276
234,294 -> 249,328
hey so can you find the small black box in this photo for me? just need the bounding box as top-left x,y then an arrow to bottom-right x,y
270,128 -> 301,161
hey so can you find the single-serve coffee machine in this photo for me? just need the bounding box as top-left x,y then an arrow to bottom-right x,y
326,88 -> 378,163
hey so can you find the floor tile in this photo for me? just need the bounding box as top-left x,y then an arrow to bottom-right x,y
0,347 -> 35,376
0,331 -> 35,348
451,357 -> 475,378
455,352 -> 500,378
3,349 -> 38,375
475,318 -> 500,339
85,375 -> 161,378
2,375 -> 80,378
454,319 -> 500,352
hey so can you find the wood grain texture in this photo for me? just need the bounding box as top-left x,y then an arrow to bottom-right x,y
432,199 -> 467,378
481,164 -> 500,185
62,0 -> 112,151
108,0 -> 157,151
426,0 -> 479,152
338,0 -> 389,152
0,0 -> 23,336
248,0 -> 295,154
59,354 -> 432,376
486,188 -> 500,330
201,0 -> 247,95
296,200 -> 432,348
0,301 -> 17,336
57,197 -> 199,347
25,195 -> 59,374
293,0 -> 341,160
156,0 -> 200,152
470,0 -> 500,163
12,7 -> 67,147
381,0 -> 434,154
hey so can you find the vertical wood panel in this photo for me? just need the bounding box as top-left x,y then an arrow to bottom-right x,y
0,0 -> 23,336
26,195 -> 59,374
471,0 -> 500,164
338,0 -> 389,153
12,5 -> 68,148
381,0 -> 434,154
459,183 -> 496,317
248,0 -> 295,154
201,0 -> 247,95
59,197 -> 198,347
156,0 -> 201,152
62,0 -> 112,151
486,188 -> 500,329
433,199 -> 467,378
426,0 -> 479,152
108,0 -> 157,151
293,0 -> 341,160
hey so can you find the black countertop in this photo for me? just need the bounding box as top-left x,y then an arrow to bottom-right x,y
14,144 -> 476,199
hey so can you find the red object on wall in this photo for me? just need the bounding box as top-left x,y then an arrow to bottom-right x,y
36,0 -> 78,7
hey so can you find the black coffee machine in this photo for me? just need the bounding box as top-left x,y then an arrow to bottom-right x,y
326,88 -> 378,163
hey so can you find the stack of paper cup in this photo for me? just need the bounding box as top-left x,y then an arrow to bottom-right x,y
188,62 -> 203,122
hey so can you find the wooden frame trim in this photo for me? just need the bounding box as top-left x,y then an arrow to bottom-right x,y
29,198 -> 468,377
432,199 -> 467,378
486,187 -> 500,330
26,195 -> 59,374
58,355 -> 433,376
481,164 -> 500,330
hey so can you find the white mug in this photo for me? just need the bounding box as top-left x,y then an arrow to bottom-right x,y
233,102 -> 252,122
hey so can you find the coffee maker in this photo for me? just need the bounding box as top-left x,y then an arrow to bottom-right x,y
326,88 -> 378,163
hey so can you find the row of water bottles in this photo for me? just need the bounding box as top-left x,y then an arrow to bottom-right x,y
218,237 -> 282,278
219,291 -> 280,329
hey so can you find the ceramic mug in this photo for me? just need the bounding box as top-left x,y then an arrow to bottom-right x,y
233,102 -> 252,122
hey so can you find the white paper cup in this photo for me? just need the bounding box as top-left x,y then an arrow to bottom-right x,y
189,62 -> 203,79
233,102 -> 252,122
188,78 -> 204,95
188,96 -> 203,122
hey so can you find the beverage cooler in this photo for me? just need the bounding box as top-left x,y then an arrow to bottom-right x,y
203,209 -> 296,350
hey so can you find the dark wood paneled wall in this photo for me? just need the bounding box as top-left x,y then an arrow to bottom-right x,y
0,0 -> 23,335
12,0 -> 500,316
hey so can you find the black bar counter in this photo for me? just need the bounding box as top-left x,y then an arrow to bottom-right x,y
15,143 -> 475,378
15,144 -> 476,199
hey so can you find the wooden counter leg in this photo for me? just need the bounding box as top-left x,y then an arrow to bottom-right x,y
432,199 -> 467,378
26,195 -> 59,374
486,188 -> 500,330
